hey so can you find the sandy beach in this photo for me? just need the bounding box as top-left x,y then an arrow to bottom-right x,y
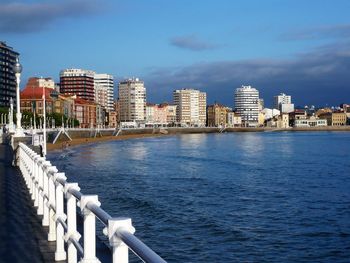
47,133 -> 165,151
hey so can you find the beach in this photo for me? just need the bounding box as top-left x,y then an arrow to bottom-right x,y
47,133 -> 165,151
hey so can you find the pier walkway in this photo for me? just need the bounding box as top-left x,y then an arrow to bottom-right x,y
0,144 -> 57,263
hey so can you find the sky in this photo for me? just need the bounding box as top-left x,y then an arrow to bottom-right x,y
1,0 -> 350,108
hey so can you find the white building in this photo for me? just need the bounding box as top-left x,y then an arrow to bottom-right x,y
234,85 -> 259,127
262,108 -> 281,120
37,77 -> 55,89
118,78 -> 146,123
274,93 -> 294,113
294,116 -> 327,127
173,89 -> 206,126
94,73 -> 114,112
227,112 -> 242,127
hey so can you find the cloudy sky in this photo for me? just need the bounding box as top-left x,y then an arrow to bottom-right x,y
1,0 -> 350,107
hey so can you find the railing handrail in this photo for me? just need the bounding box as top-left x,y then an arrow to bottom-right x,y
17,142 -> 167,263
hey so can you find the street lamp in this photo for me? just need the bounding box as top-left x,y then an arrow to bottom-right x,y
14,57 -> 25,137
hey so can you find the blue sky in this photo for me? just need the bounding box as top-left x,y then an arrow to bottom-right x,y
1,0 -> 350,107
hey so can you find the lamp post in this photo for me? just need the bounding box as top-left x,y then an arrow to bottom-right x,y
14,57 -> 25,137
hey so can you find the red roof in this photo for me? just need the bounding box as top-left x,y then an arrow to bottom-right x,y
21,87 -> 53,100
74,97 -> 96,106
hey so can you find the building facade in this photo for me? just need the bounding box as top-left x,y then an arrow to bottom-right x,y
294,116 -> 327,127
274,93 -> 294,113
118,78 -> 146,123
0,41 -> 19,108
60,69 -> 95,101
227,112 -> 242,127
74,98 -> 97,128
146,103 -> 168,125
234,85 -> 259,127
20,87 -> 54,116
25,77 -> 55,90
173,89 -> 206,126
166,104 -> 177,125
94,73 -> 114,112
207,103 -> 230,127
319,112 -> 347,126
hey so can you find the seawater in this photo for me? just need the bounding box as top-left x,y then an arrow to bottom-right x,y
48,132 -> 350,263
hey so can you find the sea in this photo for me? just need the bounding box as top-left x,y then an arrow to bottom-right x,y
48,132 -> 350,263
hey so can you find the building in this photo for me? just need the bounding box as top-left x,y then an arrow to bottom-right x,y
0,41 -> 19,108
118,78 -> 146,123
107,111 -> 117,128
319,112 -> 347,126
258,112 -> 265,127
207,103 -> 230,127
277,114 -> 289,128
274,93 -> 291,108
258,98 -> 264,111
262,108 -> 280,120
25,77 -> 55,90
60,68 -> 95,101
289,109 -> 307,127
20,86 -> 54,116
274,93 -> 294,113
227,112 -> 242,127
146,103 -> 168,125
94,73 -> 114,112
165,104 -> 177,125
55,94 -> 75,119
173,89 -> 207,126
74,97 -> 97,128
294,116 -> 327,127
234,85 -> 259,127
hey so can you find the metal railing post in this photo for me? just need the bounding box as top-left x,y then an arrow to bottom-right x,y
64,183 -> 81,263
54,172 -> 67,261
42,161 -> 51,226
80,195 -> 101,263
47,166 -> 58,241
107,218 -> 135,263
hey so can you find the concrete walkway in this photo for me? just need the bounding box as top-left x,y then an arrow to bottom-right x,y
0,143 -> 58,263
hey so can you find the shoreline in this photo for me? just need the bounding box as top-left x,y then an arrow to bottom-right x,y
47,133 -> 165,151
47,126 -> 350,152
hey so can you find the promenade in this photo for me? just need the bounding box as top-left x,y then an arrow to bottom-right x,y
0,143 -> 58,263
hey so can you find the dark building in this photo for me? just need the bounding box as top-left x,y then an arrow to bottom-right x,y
59,69 -> 95,101
0,41 -> 19,108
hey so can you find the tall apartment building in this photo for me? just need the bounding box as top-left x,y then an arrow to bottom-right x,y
60,69 -> 95,101
234,85 -> 259,127
274,93 -> 294,113
173,89 -> 207,126
118,78 -> 146,123
0,41 -> 19,108
94,73 -> 114,112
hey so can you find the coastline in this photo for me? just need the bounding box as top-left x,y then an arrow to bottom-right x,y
47,126 -> 350,152
47,133 -> 165,151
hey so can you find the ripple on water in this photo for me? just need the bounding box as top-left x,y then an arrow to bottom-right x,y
48,132 -> 350,262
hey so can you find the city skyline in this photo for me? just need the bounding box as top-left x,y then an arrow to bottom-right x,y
1,0 -> 350,107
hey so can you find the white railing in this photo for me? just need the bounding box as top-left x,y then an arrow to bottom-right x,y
17,142 -> 167,263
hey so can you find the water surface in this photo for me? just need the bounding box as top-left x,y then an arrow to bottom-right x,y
49,132 -> 350,262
